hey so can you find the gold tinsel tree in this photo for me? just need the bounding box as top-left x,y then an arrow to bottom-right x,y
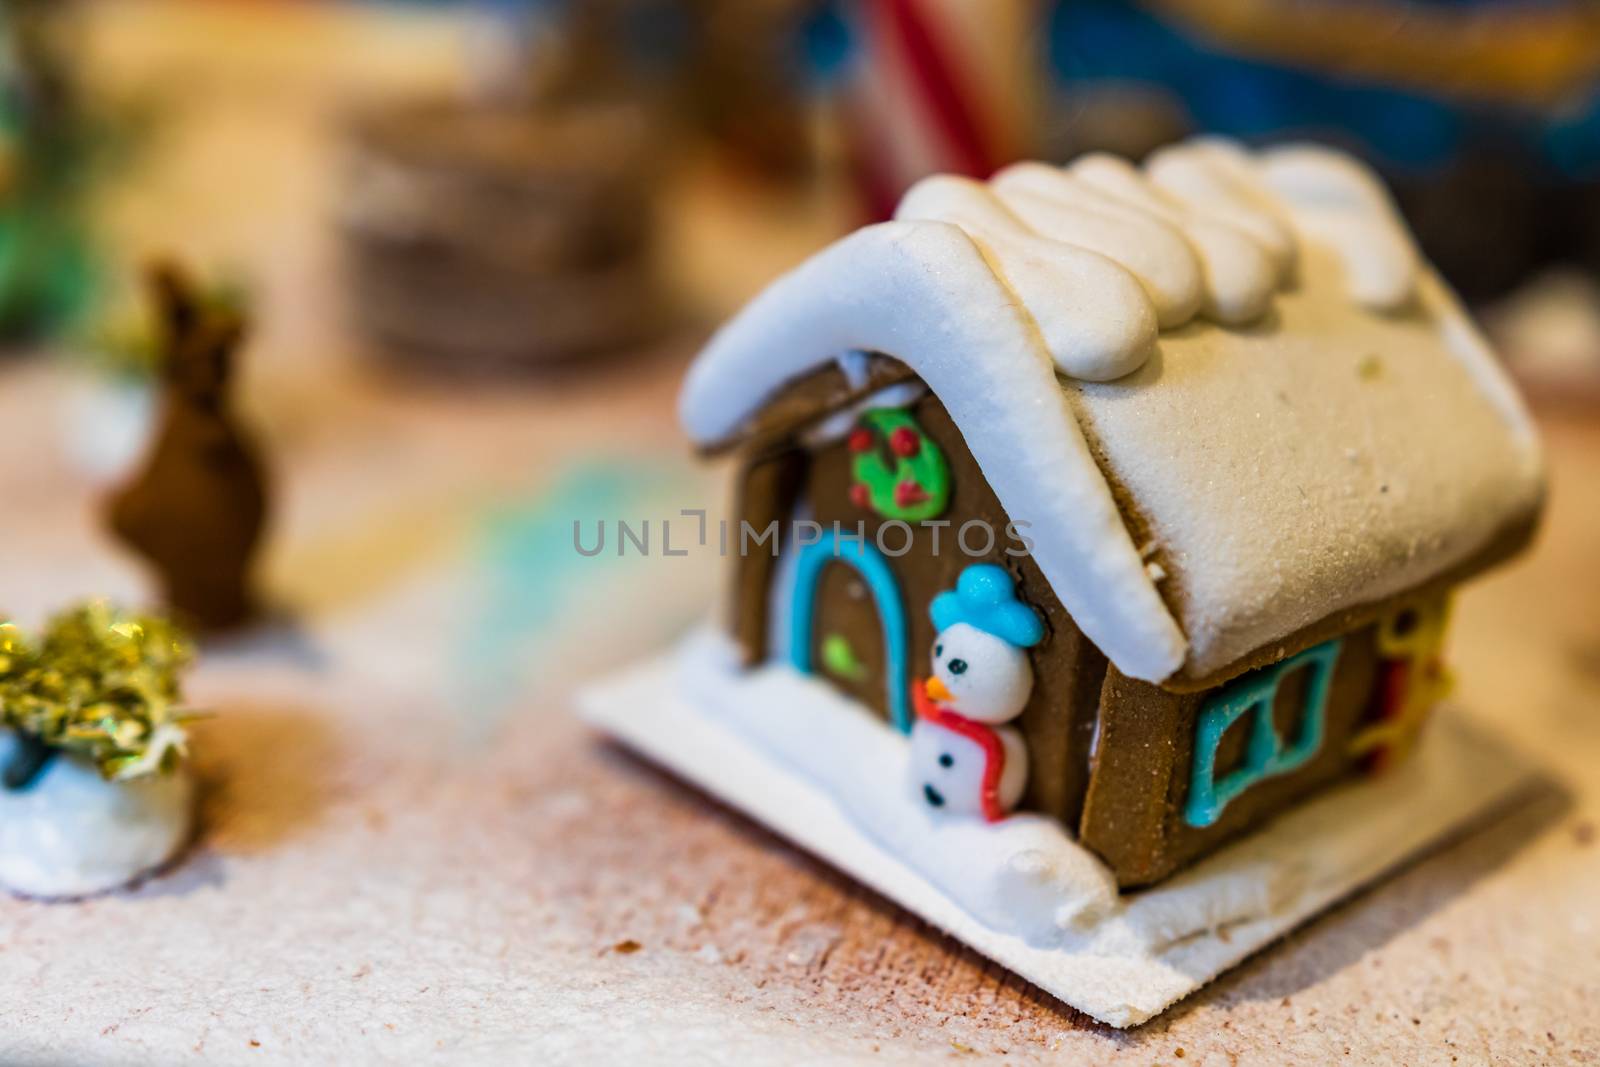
0,601 -> 194,782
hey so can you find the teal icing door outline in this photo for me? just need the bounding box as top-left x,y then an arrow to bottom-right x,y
789,530 -> 911,733
1185,638 -> 1343,828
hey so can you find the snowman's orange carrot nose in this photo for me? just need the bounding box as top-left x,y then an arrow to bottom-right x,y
925,676 -> 953,703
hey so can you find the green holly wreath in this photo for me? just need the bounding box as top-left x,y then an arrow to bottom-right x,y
848,408 -> 951,522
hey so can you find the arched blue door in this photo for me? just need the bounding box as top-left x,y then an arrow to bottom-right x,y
787,531 -> 911,733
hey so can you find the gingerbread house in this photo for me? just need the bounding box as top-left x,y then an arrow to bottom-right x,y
678,140 -> 1544,888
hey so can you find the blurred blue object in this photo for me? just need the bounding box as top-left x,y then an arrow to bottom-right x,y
1047,0 -> 1600,178
1045,0 -> 1600,298
799,0 -> 854,88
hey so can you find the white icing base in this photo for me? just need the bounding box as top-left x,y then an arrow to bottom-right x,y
581,630 -> 1535,1027
0,734 -> 195,900
677,638 -> 1114,940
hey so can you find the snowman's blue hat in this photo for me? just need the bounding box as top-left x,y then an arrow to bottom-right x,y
930,564 -> 1045,649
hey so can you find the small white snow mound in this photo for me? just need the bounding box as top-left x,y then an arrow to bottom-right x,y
0,731 -> 195,899
995,844 -> 1117,935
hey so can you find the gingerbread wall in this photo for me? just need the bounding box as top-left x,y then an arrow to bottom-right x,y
1081,628 -> 1377,886
727,393 -> 1107,827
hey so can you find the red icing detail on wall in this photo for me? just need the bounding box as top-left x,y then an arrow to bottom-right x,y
889,426 -> 921,457
913,682 -> 1008,823
1378,659 -> 1411,720
893,480 -> 929,508
849,483 -> 871,508
848,428 -> 873,453
1366,658 -> 1412,772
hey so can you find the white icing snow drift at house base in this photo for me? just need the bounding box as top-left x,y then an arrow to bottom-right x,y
678,137 -> 1543,683
0,731 -> 195,899
677,631 -> 1114,940
581,631 -> 1535,1027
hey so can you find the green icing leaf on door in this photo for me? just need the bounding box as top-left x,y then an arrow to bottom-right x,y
820,632 -> 868,682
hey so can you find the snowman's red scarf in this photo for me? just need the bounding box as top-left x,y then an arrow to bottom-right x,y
912,681 -> 1007,823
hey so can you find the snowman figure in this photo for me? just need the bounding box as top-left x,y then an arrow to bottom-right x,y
910,564 -> 1045,822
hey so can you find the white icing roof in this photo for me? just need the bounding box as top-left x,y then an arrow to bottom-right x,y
678,139 -> 1544,684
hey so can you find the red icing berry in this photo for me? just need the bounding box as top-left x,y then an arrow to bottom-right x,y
848,428 -> 873,453
849,483 -> 871,508
894,480 -> 928,508
889,426 -> 921,457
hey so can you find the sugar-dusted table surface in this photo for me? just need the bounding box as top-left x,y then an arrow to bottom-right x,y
1,4 -> 1597,1064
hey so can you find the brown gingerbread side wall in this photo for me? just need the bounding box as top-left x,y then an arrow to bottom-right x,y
1080,622 -> 1389,888
1071,502 -> 1534,886
727,446 -> 805,667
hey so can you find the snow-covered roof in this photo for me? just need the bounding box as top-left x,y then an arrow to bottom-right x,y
678,139 -> 1544,685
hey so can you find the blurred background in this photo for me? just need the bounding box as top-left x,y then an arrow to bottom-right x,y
3,0 -> 1599,706
4,3 -> 1600,1056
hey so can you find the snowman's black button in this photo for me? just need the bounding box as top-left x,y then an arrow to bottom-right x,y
923,784 -> 945,807
938,753 -> 954,768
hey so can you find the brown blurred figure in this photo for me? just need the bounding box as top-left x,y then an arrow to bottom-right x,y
107,262 -> 267,633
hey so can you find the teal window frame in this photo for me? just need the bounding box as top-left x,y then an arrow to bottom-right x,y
1184,638 -> 1344,828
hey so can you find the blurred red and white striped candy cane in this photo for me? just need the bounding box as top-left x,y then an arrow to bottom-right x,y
841,0 -> 1041,220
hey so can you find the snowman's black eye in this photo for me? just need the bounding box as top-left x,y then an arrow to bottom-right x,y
938,753 -> 953,768
934,643 -> 943,657
948,658 -> 968,675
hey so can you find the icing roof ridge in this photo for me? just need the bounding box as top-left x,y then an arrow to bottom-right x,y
894,137 -> 1419,383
